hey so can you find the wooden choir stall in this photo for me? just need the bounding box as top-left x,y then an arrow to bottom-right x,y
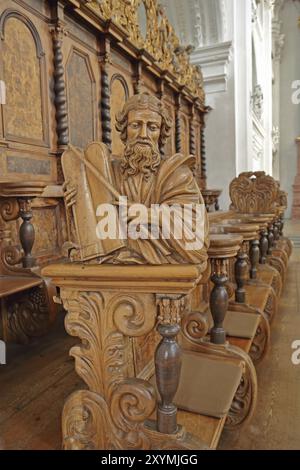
0,0 -> 292,451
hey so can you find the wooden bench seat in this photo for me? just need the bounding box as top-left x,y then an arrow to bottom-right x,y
0,276 -> 43,299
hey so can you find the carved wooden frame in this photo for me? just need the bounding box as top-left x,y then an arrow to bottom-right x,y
0,8 -> 50,148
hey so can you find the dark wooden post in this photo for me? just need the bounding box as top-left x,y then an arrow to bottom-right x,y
208,234 -> 242,344
249,239 -> 260,279
189,105 -> 196,157
200,127 -> 207,188
50,4 -> 69,150
210,259 -> 228,344
100,38 -> 112,150
155,295 -> 184,434
267,224 -> 274,255
273,220 -> 280,242
260,228 -> 269,264
235,247 -> 248,303
175,95 -> 182,154
18,198 -> 36,268
279,214 -> 284,236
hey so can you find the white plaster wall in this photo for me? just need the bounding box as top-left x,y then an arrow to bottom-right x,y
279,2 -> 300,218
205,55 -> 236,210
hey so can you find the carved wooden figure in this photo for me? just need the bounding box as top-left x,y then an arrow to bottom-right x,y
44,93 -> 257,450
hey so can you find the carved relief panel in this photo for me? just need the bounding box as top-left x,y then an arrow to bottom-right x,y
66,48 -> 98,149
0,10 -> 49,146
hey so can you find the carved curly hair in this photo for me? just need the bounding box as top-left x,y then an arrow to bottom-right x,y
115,92 -> 173,151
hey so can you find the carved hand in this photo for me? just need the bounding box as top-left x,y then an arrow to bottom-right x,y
63,181 -> 78,208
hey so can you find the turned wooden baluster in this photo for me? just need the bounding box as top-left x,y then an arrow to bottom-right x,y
18,198 -> 36,268
155,295 -> 184,434
267,223 -> 274,255
235,245 -> 248,303
260,228 -> 269,264
249,239 -> 260,280
279,214 -> 284,237
210,258 -> 228,344
273,219 -> 280,243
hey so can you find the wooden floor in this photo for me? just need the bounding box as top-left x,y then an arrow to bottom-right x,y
0,221 -> 299,450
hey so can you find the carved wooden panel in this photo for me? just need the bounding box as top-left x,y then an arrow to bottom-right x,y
180,114 -> 189,157
110,49 -> 133,75
1,16 -> 45,144
163,102 -> 175,157
66,48 -> 96,149
110,74 -> 130,158
141,69 -> 158,94
31,199 -> 66,261
0,148 -> 56,182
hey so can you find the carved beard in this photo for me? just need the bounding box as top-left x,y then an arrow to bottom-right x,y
121,139 -> 161,181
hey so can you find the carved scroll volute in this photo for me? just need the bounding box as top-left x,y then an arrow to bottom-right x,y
61,289 -> 157,400
0,199 -> 22,272
50,20 -> 69,150
0,198 -> 20,223
99,38 -> 112,149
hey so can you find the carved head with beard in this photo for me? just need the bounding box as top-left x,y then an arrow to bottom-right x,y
115,93 -> 172,181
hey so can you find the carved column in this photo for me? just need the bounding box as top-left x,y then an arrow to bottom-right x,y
100,38 -> 112,150
155,295 -> 184,435
175,96 -> 182,154
189,107 -> 196,157
200,126 -> 207,189
18,198 -> 36,268
210,259 -> 228,344
51,21 -> 69,150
